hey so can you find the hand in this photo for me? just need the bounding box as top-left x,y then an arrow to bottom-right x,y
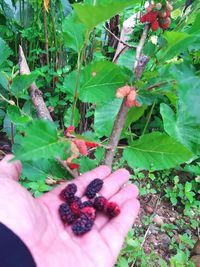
0,155 -> 139,267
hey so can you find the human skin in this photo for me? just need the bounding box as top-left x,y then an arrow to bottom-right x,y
0,155 -> 140,267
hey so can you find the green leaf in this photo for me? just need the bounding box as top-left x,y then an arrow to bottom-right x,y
0,71 -> 8,89
64,106 -> 80,128
94,99 -> 122,137
124,106 -> 147,129
0,37 -> 12,66
159,31 -> 197,61
73,0 -> 139,31
160,103 -> 200,154
123,132 -> 193,171
11,74 -> 37,98
79,60 -> 129,103
62,13 -> 86,52
22,160 -> 50,180
15,120 -> 69,161
79,157 -> 97,173
7,105 -> 31,125
170,64 -> 200,125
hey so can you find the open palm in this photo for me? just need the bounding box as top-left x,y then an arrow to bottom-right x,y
0,155 -> 139,267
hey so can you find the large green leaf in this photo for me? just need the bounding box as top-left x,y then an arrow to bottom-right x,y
170,64 -> 200,124
64,105 -> 80,128
62,13 -> 86,52
94,99 -> 122,137
11,74 -> 37,98
159,31 -> 197,61
7,105 -> 31,125
0,37 -> 12,66
79,60 -> 129,103
73,0 -> 139,31
160,103 -> 200,155
15,120 -> 69,161
123,132 -> 192,171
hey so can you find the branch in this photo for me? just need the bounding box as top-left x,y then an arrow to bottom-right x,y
104,26 -> 136,49
55,157 -> 78,179
104,24 -> 150,167
19,45 -> 53,121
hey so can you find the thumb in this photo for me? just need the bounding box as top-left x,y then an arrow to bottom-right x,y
0,154 -> 22,181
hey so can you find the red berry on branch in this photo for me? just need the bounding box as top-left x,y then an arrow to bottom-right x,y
68,163 -> 80,170
64,125 -> 75,137
140,11 -> 158,23
151,20 -> 159,32
85,141 -> 99,148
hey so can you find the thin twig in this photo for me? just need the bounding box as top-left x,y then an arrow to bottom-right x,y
145,80 -> 176,91
104,26 -> 136,49
55,157 -> 77,179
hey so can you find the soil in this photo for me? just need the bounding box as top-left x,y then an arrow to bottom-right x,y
133,194 -> 199,265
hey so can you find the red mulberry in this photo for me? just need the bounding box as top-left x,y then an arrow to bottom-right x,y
106,202 -> 121,218
81,207 -> 96,220
93,196 -> 108,211
70,196 -> 83,215
85,178 -> 104,199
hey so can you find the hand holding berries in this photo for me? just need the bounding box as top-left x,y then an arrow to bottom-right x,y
0,156 -> 139,267
58,179 -> 121,236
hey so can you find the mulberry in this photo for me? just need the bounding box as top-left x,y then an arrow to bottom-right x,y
85,178 -> 104,199
140,11 -> 158,23
72,214 -> 94,235
93,196 -> 108,211
106,202 -> 121,218
59,203 -> 77,224
151,20 -> 159,32
60,183 -> 77,202
82,200 -> 94,208
81,207 -> 96,220
70,196 -> 83,215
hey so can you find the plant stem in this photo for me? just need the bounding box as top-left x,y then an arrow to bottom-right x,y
104,24 -> 150,167
70,33 -> 89,126
70,52 -> 82,126
43,0 -> 49,66
142,100 -> 156,136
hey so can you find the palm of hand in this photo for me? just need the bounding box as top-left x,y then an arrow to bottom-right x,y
0,156 -> 139,267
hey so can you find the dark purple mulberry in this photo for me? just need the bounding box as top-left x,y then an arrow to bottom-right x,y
82,200 -> 94,208
60,183 -> 77,202
85,178 -> 103,199
94,196 -> 108,211
72,214 -> 94,235
59,203 -> 77,224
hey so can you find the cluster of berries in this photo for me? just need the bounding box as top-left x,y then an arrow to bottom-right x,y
116,85 -> 140,108
59,179 -> 120,235
140,1 -> 173,31
64,126 -> 99,170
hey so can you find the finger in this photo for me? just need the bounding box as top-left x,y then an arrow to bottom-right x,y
50,165 -> 111,197
100,198 -> 140,258
0,154 -> 22,181
100,169 -> 131,198
80,168 -> 131,203
94,184 -> 138,230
